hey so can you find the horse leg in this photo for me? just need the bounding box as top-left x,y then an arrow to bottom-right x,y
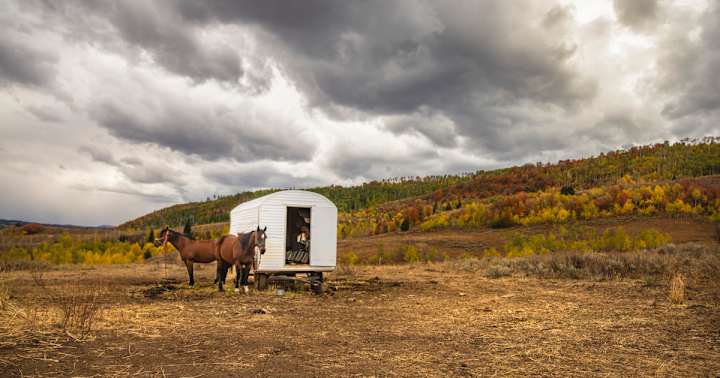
218,262 -> 227,292
241,264 -> 251,294
234,263 -> 241,292
214,260 -> 223,284
184,260 -> 195,287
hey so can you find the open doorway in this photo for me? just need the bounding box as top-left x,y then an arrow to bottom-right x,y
286,207 -> 311,264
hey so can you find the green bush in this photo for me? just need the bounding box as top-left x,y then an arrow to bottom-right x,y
403,245 -> 420,263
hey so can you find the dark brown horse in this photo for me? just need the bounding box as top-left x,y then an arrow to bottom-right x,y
216,226 -> 267,293
154,226 -> 221,287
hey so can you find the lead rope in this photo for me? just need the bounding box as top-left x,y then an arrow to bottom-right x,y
253,249 -> 261,272
252,231 -> 261,272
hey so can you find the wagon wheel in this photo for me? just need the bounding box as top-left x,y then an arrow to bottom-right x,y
255,273 -> 269,291
308,272 -> 324,295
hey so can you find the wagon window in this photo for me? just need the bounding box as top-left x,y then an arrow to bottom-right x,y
286,207 -> 311,265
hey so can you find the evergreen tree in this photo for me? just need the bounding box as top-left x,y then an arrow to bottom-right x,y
146,228 -> 155,244
183,219 -> 193,237
400,217 -> 410,232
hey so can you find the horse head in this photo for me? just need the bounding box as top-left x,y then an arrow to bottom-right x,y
255,226 -> 267,255
153,225 -> 170,247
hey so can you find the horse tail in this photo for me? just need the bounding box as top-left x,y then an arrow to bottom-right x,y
215,235 -> 229,259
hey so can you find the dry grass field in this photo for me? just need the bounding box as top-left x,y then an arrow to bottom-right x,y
1,240 -> 719,377
338,216 -> 718,261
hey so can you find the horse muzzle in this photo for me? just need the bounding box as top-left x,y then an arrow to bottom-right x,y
153,239 -> 163,247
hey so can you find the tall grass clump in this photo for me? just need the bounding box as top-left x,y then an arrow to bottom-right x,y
669,273 -> 685,304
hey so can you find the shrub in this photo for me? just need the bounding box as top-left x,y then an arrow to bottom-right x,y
344,251 -> 359,265
560,186 -> 575,195
375,244 -> 388,265
20,223 -> 45,235
403,245 -> 420,263
59,288 -> 104,340
485,264 -> 512,278
669,274 -> 685,304
489,213 -> 514,229
483,247 -> 501,258
400,217 -> 410,232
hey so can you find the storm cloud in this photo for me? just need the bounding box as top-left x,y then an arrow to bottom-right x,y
0,0 -> 718,225
613,0 -> 659,30
0,37 -> 57,87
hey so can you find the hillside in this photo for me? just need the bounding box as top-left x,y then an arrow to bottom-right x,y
121,138 -> 720,231
120,174 -> 475,229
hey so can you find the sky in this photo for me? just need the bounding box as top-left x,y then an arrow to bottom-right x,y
0,0 -> 718,226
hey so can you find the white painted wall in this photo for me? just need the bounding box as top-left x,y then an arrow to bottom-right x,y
229,190 -> 337,272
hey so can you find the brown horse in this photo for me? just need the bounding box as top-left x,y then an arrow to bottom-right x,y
216,226 -> 267,293
154,226 -> 221,287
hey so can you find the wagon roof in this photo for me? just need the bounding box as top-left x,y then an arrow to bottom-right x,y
230,190 -> 336,213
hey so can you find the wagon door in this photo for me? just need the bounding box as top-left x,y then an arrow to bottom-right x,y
310,206 -> 336,266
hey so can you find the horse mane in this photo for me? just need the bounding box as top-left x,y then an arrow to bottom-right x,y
169,228 -> 195,240
216,234 -> 231,245
237,230 -> 253,249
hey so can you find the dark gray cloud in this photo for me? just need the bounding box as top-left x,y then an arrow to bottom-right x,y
656,2 -> 720,129
325,141 -> 440,180
78,145 -> 116,165
384,110 -> 459,148
0,37 -> 57,87
89,100 -> 315,163
102,1 -> 243,84
203,164 -> 326,190
25,105 -> 64,123
32,0 -> 271,91
79,144 -> 183,185
141,1 -> 597,160
613,0 -> 659,30
84,185 -> 177,203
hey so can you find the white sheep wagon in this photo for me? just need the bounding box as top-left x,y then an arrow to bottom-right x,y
229,190 -> 337,291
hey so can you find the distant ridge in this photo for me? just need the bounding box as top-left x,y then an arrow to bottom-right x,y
0,219 -> 115,230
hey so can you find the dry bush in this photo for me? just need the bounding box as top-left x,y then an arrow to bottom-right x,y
669,274 -> 685,304
485,264 -> 512,278
446,243 -> 719,282
450,257 -> 489,273
58,288 -> 104,340
0,259 -> 50,272
29,264 -> 46,287
336,264 -> 358,277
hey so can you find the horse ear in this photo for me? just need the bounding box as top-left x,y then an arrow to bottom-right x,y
263,226 -> 267,232
256,225 -> 260,231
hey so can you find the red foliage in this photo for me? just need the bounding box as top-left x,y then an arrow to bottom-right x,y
20,223 -> 45,235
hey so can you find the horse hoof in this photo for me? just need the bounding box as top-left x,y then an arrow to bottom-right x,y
234,288 -> 240,293
243,286 -> 249,294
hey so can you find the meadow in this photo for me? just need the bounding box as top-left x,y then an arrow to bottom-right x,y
1,241 -> 718,376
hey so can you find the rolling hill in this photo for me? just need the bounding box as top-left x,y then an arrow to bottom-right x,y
120,138 -> 720,231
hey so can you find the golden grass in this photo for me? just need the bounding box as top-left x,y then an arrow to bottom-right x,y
0,245 -> 718,376
669,273 -> 685,304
